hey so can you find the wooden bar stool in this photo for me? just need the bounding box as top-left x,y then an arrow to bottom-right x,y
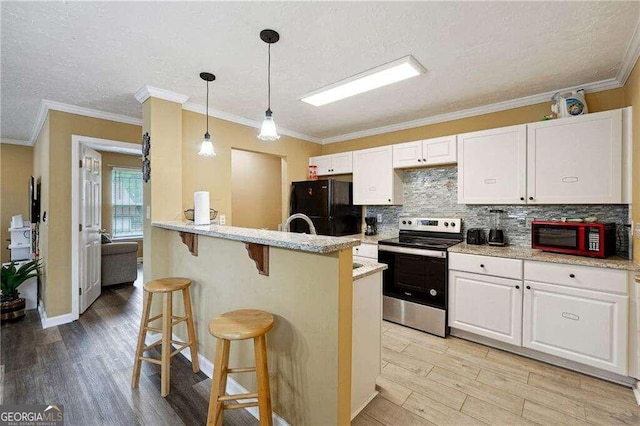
207,309 -> 274,426
131,277 -> 199,397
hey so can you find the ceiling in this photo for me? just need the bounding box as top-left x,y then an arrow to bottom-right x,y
2,1 -> 639,143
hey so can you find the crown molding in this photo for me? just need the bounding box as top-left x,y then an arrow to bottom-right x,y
617,17 -> 640,85
26,99 -> 143,145
321,77 -> 622,144
0,138 -> 31,146
134,85 -> 190,104
182,102 -> 323,144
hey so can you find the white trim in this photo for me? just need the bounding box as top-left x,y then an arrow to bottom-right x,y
618,17 -> 640,85
634,381 -> 640,405
1,138 -> 31,146
27,100 -> 142,146
134,85 -> 190,105
72,135 -> 138,324
321,78 -> 622,144
38,302 -> 76,329
144,333 -> 289,426
182,102 -> 323,144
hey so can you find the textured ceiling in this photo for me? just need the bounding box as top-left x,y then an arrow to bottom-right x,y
1,1 -> 639,141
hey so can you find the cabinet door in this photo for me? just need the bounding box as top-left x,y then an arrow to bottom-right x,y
422,136 -> 457,166
392,140 -> 422,168
527,109 -> 622,204
353,146 -> 396,205
330,152 -> 353,174
523,281 -> 628,375
458,125 -> 527,204
309,155 -> 332,176
448,271 -> 522,345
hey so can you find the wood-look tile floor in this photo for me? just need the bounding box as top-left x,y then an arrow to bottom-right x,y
0,266 -> 256,426
353,321 -> 640,426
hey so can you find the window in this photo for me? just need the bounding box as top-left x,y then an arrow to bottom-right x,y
112,168 -> 143,238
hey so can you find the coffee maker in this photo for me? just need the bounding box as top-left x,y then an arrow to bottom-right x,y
365,217 -> 378,236
488,209 -> 505,246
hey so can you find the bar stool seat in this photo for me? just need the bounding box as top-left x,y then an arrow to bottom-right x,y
131,277 -> 199,397
207,309 -> 274,426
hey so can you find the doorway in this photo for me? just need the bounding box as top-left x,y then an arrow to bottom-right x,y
231,149 -> 283,230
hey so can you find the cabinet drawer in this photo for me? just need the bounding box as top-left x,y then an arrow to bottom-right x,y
524,261 -> 627,294
449,253 -> 522,280
353,243 -> 378,260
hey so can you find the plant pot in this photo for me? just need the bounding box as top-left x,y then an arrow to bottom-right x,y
1,297 -> 26,321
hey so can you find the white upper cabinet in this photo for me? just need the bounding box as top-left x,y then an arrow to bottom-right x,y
527,109 -> 623,204
457,125 -> 527,204
309,152 -> 353,176
393,136 -> 457,169
353,146 -> 403,205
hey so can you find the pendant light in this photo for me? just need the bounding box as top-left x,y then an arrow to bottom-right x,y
198,72 -> 217,156
257,29 -> 280,141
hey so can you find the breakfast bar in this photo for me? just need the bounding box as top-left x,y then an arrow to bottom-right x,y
150,221 -> 384,425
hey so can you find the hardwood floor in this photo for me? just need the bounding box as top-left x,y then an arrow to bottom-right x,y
353,321 -> 640,426
0,266 -> 256,426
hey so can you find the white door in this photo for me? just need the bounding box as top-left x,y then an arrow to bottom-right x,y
457,125 -> 527,204
330,152 -> 353,174
527,109 -> 622,204
80,145 -> 102,313
353,146 -> 396,205
448,270 -> 523,345
309,155 -> 332,176
422,136 -> 457,166
392,140 -> 422,168
523,281 -> 628,375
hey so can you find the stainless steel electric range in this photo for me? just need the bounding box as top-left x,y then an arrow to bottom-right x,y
378,217 -> 463,337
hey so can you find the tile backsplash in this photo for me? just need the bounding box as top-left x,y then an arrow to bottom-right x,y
366,166 -> 631,257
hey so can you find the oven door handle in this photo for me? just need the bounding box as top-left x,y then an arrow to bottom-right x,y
378,245 -> 446,258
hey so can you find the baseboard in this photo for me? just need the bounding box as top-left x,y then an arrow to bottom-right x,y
144,334 -> 289,426
37,302 -> 76,329
351,391 -> 378,420
634,382 -> 640,405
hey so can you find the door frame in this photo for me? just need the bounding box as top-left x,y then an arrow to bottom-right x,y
71,135 -> 141,320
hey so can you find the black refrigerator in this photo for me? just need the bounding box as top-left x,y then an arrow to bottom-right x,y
289,180 -> 362,236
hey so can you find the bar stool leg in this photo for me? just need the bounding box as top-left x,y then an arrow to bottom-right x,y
207,339 -> 230,426
182,288 -> 200,373
161,291 -> 173,397
132,290 -> 153,388
254,335 -> 273,426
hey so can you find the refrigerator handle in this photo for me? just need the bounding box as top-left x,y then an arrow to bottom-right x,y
289,184 -> 296,215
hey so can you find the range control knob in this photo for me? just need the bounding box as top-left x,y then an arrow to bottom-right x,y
402,220 -> 407,225
408,221 -> 412,225
444,222 -> 449,227
429,289 -> 438,297
451,223 -> 456,227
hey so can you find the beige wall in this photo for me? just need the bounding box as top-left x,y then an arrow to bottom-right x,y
181,110 -> 322,226
321,89 -> 625,154
43,111 -> 141,317
622,58 -> 640,264
231,149 -> 283,230
99,151 -> 143,257
0,144 -> 34,264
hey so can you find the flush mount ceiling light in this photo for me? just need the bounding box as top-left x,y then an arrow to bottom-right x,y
198,72 -> 216,157
257,29 -> 281,141
300,55 -> 426,107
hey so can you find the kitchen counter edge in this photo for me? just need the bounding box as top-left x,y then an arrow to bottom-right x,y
152,221 -> 360,254
449,243 -> 640,271
353,258 -> 388,281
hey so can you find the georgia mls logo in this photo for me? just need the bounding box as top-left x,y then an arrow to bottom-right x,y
0,404 -> 64,426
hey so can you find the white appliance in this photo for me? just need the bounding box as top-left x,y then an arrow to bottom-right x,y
8,226 -> 32,261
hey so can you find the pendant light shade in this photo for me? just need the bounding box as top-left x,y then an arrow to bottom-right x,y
258,29 -> 280,141
199,72 -> 217,157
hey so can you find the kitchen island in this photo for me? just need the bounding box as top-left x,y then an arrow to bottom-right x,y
150,221 -> 384,425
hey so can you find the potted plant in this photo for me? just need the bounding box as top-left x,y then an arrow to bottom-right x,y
1,260 -> 41,321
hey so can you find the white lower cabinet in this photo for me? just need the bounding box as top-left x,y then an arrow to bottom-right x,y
449,270 -> 522,346
522,280 -> 628,375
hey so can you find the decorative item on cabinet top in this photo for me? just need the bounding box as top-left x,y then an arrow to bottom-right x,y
142,132 -> 151,182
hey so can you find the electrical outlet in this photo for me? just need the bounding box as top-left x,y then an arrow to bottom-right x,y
377,214 -> 383,223
219,214 -> 226,225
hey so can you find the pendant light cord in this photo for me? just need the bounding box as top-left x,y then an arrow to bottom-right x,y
267,43 -> 271,111
206,81 -> 209,134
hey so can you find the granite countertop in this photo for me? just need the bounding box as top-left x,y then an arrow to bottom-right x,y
353,257 -> 388,281
153,221 -> 360,254
449,243 -> 640,271
344,232 -> 399,244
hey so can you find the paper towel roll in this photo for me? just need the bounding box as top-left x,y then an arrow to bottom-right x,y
194,191 -> 211,225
